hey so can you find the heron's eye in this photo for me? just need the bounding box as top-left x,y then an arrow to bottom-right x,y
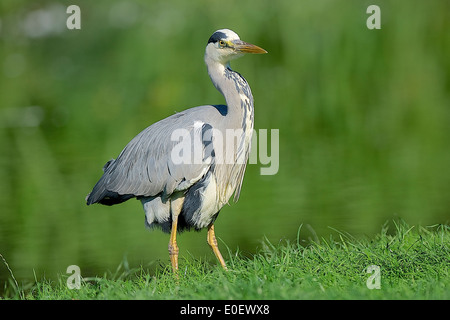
218,40 -> 226,47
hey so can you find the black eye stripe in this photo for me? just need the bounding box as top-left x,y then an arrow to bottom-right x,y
207,31 -> 227,44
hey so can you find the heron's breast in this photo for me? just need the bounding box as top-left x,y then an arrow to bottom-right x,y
185,171 -> 224,229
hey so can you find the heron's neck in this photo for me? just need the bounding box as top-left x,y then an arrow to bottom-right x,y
206,60 -> 254,127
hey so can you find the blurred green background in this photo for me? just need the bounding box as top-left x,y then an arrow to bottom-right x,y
1,0 -> 449,287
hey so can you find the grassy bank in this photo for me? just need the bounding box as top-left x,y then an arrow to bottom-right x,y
2,221 -> 449,300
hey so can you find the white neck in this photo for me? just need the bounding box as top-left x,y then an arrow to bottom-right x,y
205,58 -> 254,120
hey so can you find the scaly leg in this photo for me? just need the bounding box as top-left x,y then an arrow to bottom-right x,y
207,224 -> 228,270
168,214 -> 179,273
168,195 -> 184,273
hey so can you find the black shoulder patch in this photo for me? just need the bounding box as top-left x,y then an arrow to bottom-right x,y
207,31 -> 227,44
213,104 -> 228,116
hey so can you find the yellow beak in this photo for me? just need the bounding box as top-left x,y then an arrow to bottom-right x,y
232,40 -> 268,54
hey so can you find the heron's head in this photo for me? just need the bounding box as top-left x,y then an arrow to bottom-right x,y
205,29 -> 267,65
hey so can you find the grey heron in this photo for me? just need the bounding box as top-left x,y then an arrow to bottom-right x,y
86,29 -> 267,272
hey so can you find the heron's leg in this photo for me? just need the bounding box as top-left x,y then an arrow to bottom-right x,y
168,194 -> 184,273
207,224 -> 228,270
168,214 -> 179,273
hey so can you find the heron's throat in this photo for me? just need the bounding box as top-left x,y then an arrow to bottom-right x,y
206,61 -> 254,124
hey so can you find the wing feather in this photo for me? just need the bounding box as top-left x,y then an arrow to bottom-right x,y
86,107 -> 218,205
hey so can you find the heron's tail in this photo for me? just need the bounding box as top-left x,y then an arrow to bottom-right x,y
86,159 -> 134,206
86,184 -> 134,206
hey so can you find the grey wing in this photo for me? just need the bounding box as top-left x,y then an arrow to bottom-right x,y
86,109 -> 215,205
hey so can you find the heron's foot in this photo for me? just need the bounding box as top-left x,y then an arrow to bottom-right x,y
207,224 -> 228,271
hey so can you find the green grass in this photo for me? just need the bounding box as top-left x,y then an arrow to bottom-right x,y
3,221 -> 449,300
